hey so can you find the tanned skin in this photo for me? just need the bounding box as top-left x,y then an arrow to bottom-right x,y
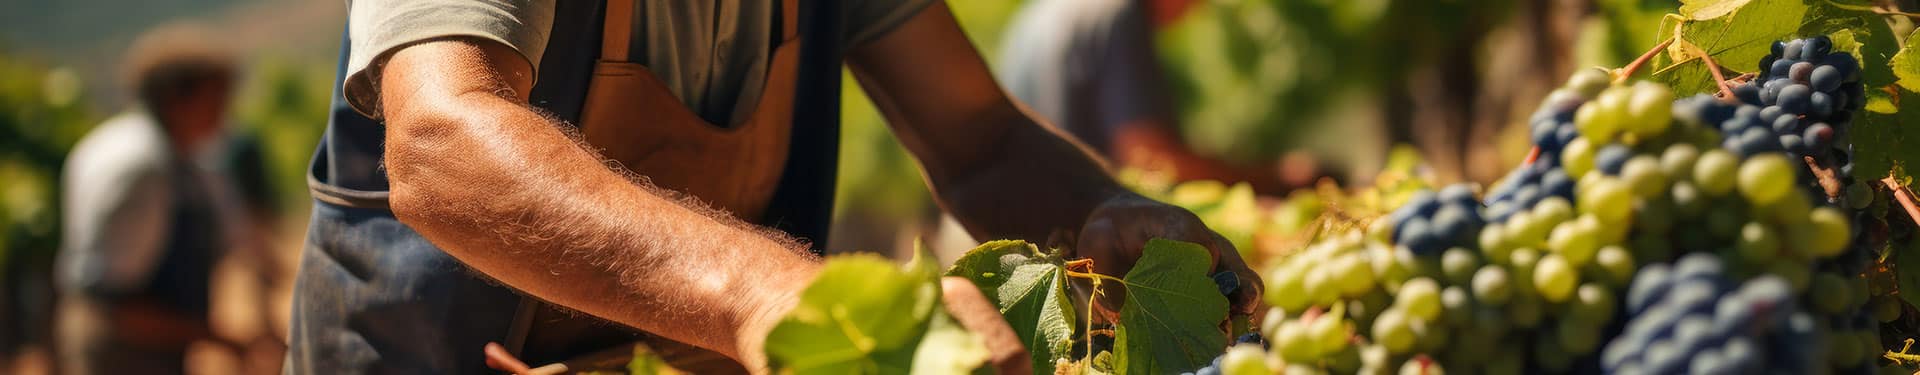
377,2 -> 1260,373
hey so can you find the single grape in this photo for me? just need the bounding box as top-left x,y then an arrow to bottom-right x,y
1304,267 -> 1339,306
1441,248 -> 1481,286
1219,344 -> 1270,375
1308,312 -> 1351,353
1737,221 -> 1781,260
1267,264 -> 1311,312
1372,309 -> 1417,354
1621,156 -> 1669,197
1693,150 -> 1740,196
1440,286 -> 1474,327
1472,266 -> 1513,305
1479,222 -> 1511,262
1627,264 -> 1674,314
1809,91 -> 1835,118
1626,81 -> 1675,136
1504,211 -> 1548,249
1595,144 -> 1634,176
1580,177 -> 1635,224
1592,245 -> 1636,288
1806,207 -> 1851,257
1778,84 -> 1813,114
1276,321 -> 1319,362
1809,65 -> 1843,92
1568,283 -> 1618,324
1568,68 -> 1611,96
1802,35 -> 1832,60
1398,278 -> 1445,323
1533,196 -> 1576,225
1534,254 -> 1579,303
1671,181 -> 1709,219
1789,61 -> 1815,83
1397,355 -> 1444,375
1736,154 -> 1795,205
1563,137 -> 1597,178
1661,143 -> 1700,181
1873,295 -> 1905,322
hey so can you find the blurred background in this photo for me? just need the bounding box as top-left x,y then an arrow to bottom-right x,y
0,0 -> 1715,373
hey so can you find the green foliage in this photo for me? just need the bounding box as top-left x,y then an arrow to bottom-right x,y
764,249 -> 988,374
230,59 -> 333,212
1895,28 -> 1920,92
1111,239 -> 1230,374
1586,0 -> 1680,68
943,240 -> 1077,373
831,0 -> 1022,221
0,57 -> 98,271
1155,0 -> 1510,161
945,239 -> 1233,374
1647,0 -> 1920,184
1651,0 -> 1808,94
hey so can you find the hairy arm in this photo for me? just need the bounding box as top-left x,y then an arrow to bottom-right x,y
850,3 -> 1262,314
376,38 -> 818,368
847,3 -> 1131,244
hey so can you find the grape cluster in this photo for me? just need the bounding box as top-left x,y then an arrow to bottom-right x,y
1600,253 -> 1881,375
1726,36 -> 1865,165
1239,35 -> 1887,375
1390,184 -> 1487,255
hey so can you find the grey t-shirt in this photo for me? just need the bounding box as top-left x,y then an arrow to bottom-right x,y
345,0 -> 934,124
996,0 -> 1171,155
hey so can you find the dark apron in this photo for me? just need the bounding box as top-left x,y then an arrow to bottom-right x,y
284,0 -> 836,373
56,162 -> 224,375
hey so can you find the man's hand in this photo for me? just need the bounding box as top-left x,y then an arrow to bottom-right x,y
843,1 -> 1261,316
942,277 -> 1033,375
1075,194 -> 1263,316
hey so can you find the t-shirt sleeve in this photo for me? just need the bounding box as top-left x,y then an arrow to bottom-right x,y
841,0 -> 938,48
342,0 -> 557,117
58,132 -> 173,297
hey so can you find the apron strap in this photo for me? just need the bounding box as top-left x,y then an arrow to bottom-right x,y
782,0 -> 799,41
600,0 -> 634,62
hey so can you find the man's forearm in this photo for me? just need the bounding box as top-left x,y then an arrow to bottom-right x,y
931,104 -> 1132,243
379,42 -> 817,365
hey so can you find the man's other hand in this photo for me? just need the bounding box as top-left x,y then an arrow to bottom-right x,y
1075,194 -> 1263,316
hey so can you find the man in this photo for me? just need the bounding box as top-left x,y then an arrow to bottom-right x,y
287,1 -> 1263,373
997,0 -> 1321,194
55,24 -> 242,374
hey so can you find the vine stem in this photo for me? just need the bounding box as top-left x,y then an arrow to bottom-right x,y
1804,156 -> 1845,200
1883,176 -> 1920,229
1822,0 -> 1920,17
1616,36 -> 1679,84
1886,338 -> 1920,365
1695,48 -> 1739,99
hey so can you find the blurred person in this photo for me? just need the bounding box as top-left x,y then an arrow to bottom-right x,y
997,0 -> 1323,195
53,23 -> 248,375
287,0 -> 1263,373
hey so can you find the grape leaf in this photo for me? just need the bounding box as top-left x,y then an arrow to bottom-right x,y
764,249 -> 986,374
1678,0 -> 1750,20
1112,239 -> 1230,374
911,310 -> 993,375
1894,28 -> 1920,93
1842,26 -> 1920,182
1653,0 -> 1807,96
1894,230 -> 1920,310
944,240 -> 1077,373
